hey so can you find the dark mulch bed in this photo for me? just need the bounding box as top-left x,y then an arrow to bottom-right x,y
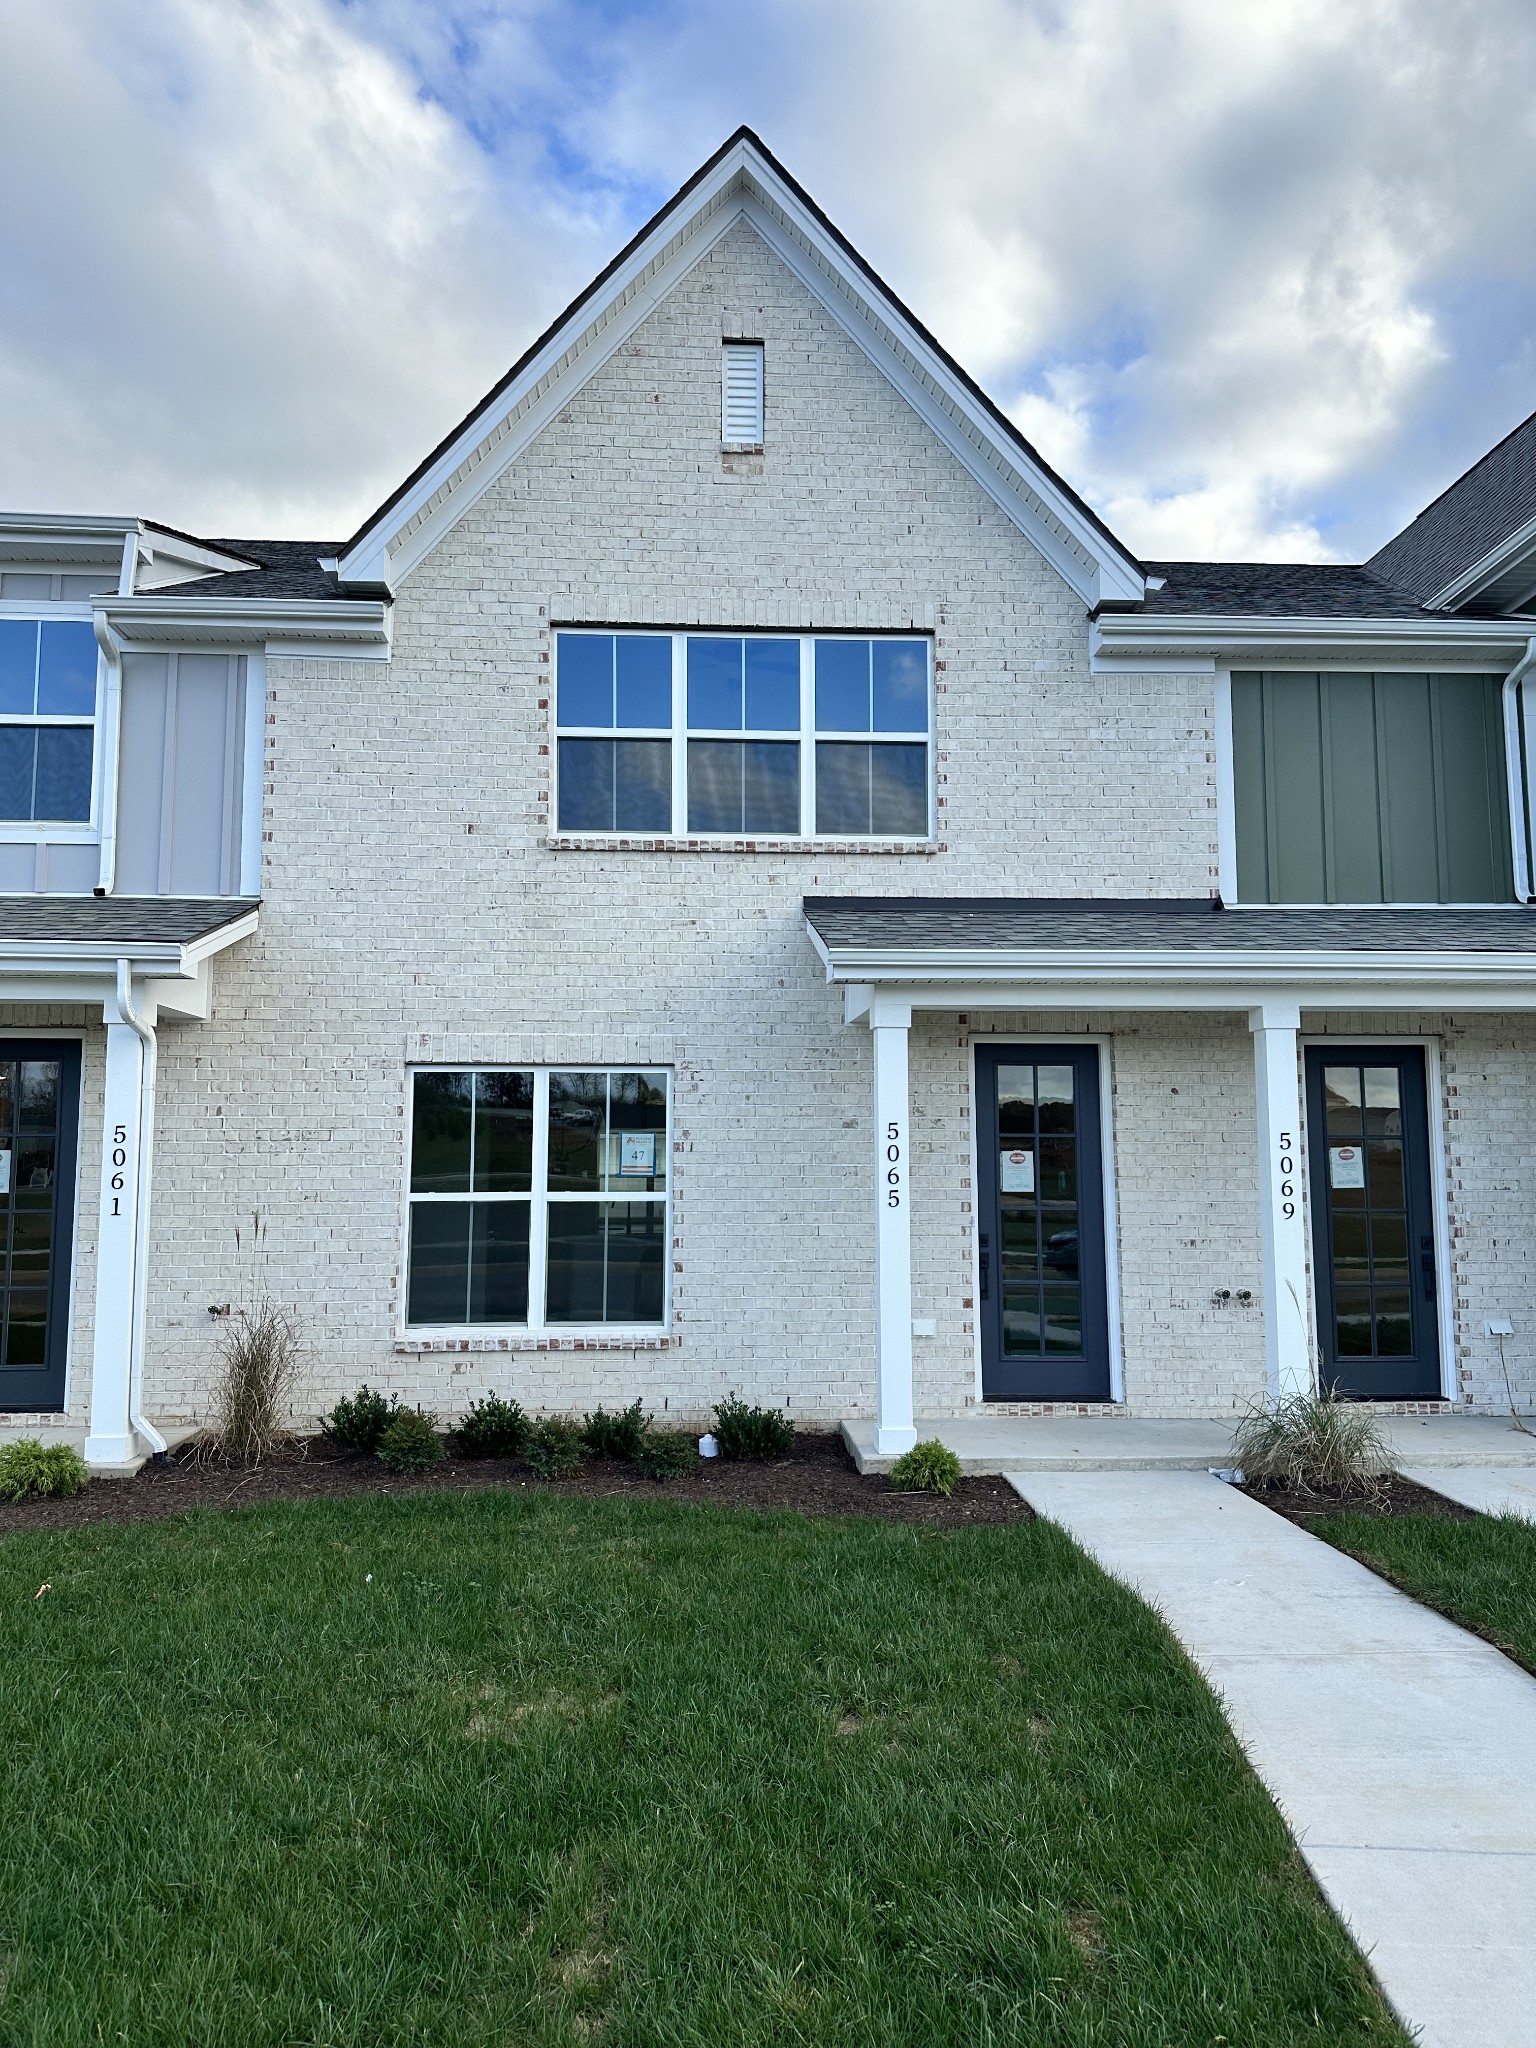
0,1430 -> 1032,1536
1240,1474 -> 1477,1525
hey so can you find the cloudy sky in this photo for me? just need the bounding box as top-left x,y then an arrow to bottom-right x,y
4,0 -> 1536,563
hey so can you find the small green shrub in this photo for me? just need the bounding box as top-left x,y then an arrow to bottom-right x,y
581,1399 -> 650,1460
525,1417 -> 585,1479
713,1395 -> 794,1462
324,1384 -> 396,1454
376,1408 -> 445,1476
636,1430 -> 696,1483
455,1392 -> 529,1459
0,1438 -> 88,1501
889,1439 -> 963,1497
1232,1393 -> 1393,1498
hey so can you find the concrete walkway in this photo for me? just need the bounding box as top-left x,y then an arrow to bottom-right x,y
843,1409 -> 1536,1474
1010,1469 -> 1536,2048
1406,1464 -> 1536,1520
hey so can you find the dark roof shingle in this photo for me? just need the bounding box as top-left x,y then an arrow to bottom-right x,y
0,897 -> 257,945
1137,561 -> 1434,618
804,896 -> 1536,954
1367,407 -> 1536,602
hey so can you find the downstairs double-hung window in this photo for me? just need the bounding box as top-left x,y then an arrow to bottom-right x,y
406,1068 -> 669,1330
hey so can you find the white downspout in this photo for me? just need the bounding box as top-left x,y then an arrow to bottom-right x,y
1503,636 -> 1536,904
115,958 -> 166,1455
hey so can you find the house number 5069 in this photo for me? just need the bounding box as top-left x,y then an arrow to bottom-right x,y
1278,1130 -> 1296,1219
110,1122 -> 129,1218
886,1121 -> 903,1208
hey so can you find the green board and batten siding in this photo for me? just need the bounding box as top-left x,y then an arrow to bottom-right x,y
1232,671 -> 1515,904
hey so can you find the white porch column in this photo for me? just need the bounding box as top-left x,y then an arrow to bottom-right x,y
871,996 -> 917,1456
83,1010 -> 147,1468
1249,1002 -> 1315,1401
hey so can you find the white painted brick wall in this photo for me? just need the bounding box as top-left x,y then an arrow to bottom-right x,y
74,217 -> 1527,1436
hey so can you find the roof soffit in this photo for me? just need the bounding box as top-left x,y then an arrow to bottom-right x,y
338,134 -> 1144,608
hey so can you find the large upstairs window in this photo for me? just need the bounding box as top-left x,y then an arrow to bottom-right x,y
0,621 -> 98,823
554,630 -> 932,841
1230,670 -> 1515,904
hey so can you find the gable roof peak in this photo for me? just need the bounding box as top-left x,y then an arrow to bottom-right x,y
337,130 -> 1143,609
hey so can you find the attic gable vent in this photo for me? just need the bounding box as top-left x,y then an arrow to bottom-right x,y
722,340 -> 765,449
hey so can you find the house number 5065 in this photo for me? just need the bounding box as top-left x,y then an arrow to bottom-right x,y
110,1122 -> 129,1218
1277,1130 -> 1296,1219
886,1121 -> 903,1208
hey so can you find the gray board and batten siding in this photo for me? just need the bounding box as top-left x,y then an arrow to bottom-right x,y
1230,670 -> 1514,905
115,653 -> 252,898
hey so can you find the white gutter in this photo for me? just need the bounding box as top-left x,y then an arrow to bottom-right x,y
114,958 -> 166,1457
1501,637 -> 1536,902
91,609 -> 126,895
1090,611 -> 1535,674
96,595 -> 391,653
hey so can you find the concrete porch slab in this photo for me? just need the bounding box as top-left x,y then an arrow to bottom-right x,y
841,1410 -> 1536,1476
1404,1464 -> 1536,1519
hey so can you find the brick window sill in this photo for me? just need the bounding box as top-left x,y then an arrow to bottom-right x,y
396,1334 -> 676,1354
545,836 -> 942,855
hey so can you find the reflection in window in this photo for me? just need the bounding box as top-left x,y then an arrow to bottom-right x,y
406,1068 -> 668,1328
555,630 -> 930,839
0,621 -> 96,821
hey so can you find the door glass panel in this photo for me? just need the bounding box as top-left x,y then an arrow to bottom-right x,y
993,1062 -> 1084,1359
1323,1066 -> 1362,1136
0,1056 -> 63,1381
1322,1056 -> 1425,1367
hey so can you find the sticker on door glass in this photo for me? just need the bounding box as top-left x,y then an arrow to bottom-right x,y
1000,1148 -> 1035,1193
617,1132 -> 657,1177
1329,1145 -> 1365,1189
0,1150 -> 10,1195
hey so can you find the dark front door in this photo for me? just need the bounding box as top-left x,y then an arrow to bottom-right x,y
1305,1045 -> 1441,1400
977,1044 -> 1112,1401
0,1042 -> 81,1412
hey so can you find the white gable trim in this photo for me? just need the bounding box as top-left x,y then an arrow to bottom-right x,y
339,137 -> 1143,609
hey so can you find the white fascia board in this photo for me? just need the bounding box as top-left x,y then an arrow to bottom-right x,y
847,977 -> 1536,1013
340,138 -> 1143,609
1090,612 -> 1534,674
813,942 -> 1536,1001
0,907 -> 256,998
1426,512 -> 1536,611
138,529 -> 257,577
0,513 -> 140,563
97,596 -> 390,655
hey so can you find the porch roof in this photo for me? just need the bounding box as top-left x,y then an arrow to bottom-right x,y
803,896 -> 1536,1010
0,896 -> 258,1015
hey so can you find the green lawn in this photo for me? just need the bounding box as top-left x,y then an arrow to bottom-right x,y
0,1490 -> 1404,2046
1310,1505 -> 1536,1676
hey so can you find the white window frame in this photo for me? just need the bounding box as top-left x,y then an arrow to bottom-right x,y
552,628 -> 935,844
401,1065 -> 673,1338
0,608 -> 104,841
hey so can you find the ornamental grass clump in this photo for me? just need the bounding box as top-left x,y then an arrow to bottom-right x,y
323,1384 -> 397,1455
0,1438 -> 88,1501
525,1418 -> 585,1479
204,1301 -> 301,1467
713,1395 -> 794,1461
376,1408 -> 445,1476
454,1393 -> 529,1459
1232,1392 -> 1394,1500
581,1400 -> 650,1460
889,1439 -> 963,1497
636,1430 -> 696,1483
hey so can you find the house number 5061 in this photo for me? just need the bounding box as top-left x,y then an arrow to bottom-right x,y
110,1122 -> 129,1218
1278,1130 -> 1296,1219
886,1121 -> 903,1208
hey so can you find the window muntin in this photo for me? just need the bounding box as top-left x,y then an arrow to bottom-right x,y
405,1067 -> 669,1331
554,630 -> 932,840
0,621 -> 98,823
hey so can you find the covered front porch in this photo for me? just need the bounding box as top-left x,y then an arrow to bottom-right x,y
0,897 -> 257,1469
805,896 -> 1536,1456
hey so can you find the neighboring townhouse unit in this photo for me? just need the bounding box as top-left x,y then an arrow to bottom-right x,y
5,129 -> 1536,1470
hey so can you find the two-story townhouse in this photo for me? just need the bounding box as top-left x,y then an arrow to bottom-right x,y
5,129 -> 1536,1472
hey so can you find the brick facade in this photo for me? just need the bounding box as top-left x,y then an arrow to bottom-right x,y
18,216 -> 1536,1436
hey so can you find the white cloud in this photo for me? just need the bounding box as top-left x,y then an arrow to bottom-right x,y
4,0 -> 1536,557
